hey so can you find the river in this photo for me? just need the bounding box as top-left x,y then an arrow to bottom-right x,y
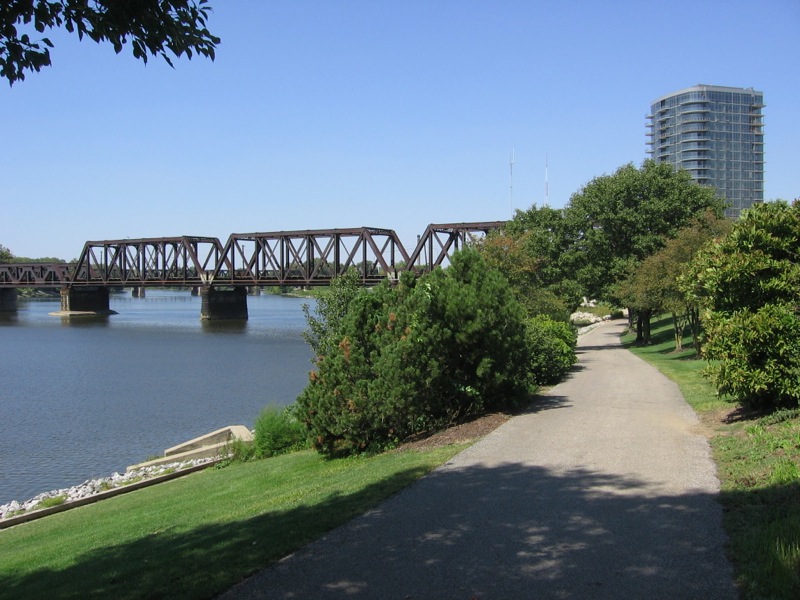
0,290 -> 314,505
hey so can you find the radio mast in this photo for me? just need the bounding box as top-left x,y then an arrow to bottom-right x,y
509,148 -> 515,216
544,154 -> 550,206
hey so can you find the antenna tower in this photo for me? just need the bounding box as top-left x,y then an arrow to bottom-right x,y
545,154 -> 550,205
509,149 -> 515,215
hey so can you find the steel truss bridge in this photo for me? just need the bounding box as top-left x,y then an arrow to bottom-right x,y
0,222 -> 505,290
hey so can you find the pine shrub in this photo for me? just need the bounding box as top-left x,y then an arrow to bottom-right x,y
295,250 -> 535,456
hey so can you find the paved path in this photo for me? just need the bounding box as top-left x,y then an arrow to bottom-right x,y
220,321 -> 737,599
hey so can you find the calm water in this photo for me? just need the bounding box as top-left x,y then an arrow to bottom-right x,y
0,290 -> 314,504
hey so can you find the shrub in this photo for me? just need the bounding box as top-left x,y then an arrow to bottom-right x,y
295,249 -> 534,456
702,303 -> 800,409
685,201 -> 800,410
224,438 -> 257,463
525,315 -> 577,386
253,406 -> 307,458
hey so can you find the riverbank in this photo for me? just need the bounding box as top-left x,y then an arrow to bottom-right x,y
0,443 -> 468,600
0,457 -> 217,527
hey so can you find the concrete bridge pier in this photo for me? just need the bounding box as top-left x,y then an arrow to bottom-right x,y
132,287 -> 146,298
200,286 -> 248,320
0,288 -> 17,311
59,287 -> 112,315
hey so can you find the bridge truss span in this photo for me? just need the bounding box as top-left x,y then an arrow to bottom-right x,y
407,221 -> 508,271
0,263 -> 74,287
70,236 -> 225,287
213,227 -> 412,286
0,221 -> 508,292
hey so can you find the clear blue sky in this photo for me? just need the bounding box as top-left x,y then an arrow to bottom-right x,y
1,0 -> 798,260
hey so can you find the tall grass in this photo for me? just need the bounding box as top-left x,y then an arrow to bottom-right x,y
624,315 -> 800,599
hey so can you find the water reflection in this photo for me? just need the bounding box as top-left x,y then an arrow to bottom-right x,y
201,319 -> 248,334
0,312 -> 19,324
54,314 -> 113,327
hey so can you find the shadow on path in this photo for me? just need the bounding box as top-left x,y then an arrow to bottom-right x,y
219,459 -> 735,599
0,461 -> 735,600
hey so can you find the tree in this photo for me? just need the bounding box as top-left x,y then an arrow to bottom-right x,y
0,244 -> 12,262
0,0 -> 219,85
616,210 -> 732,348
682,201 -> 800,409
301,268 -> 362,359
566,161 -> 727,299
657,210 -> 732,353
614,255 -> 665,345
564,160 -> 725,338
479,204 -> 581,321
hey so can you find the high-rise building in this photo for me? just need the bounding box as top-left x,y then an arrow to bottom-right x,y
647,84 -> 764,219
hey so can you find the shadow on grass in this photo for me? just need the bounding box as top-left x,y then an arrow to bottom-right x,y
619,316 -> 703,359
0,466 -> 432,600
721,405 -> 774,423
720,480 -> 800,598
1,461 -> 743,600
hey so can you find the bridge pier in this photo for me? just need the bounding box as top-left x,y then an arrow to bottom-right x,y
200,286 -> 248,320
0,288 -> 17,311
59,286 -> 113,315
132,287 -> 146,298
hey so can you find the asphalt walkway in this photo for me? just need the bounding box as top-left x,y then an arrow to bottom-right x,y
219,321 -> 737,599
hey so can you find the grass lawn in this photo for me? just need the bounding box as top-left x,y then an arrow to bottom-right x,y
0,445 -> 466,600
623,315 -> 800,599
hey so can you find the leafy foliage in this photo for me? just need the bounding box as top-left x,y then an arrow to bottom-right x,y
617,210 -> 732,348
565,160 -> 725,301
295,249 -> 538,456
482,163 -> 723,327
702,303 -> 800,409
480,204 -> 581,320
302,268 -> 362,358
684,201 -> 800,409
0,244 -> 12,262
253,406 -> 307,458
0,0 -> 220,85
524,315 -> 577,386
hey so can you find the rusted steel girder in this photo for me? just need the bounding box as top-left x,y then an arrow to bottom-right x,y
213,227 -> 411,286
0,221 -> 508,289
0,263 -> 74,287
406,221 -> 507,271
69,236 -> 224,287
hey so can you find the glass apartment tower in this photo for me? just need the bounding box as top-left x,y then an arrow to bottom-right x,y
647,84 -> 764,219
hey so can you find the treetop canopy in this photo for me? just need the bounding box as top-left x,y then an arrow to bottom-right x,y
0,0 -> 219,85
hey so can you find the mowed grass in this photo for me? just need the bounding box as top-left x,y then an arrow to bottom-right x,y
624,315 -> 800,599
0,445 -> 466,600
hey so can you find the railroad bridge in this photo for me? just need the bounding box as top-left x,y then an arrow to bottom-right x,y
0,222 -> 505,319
